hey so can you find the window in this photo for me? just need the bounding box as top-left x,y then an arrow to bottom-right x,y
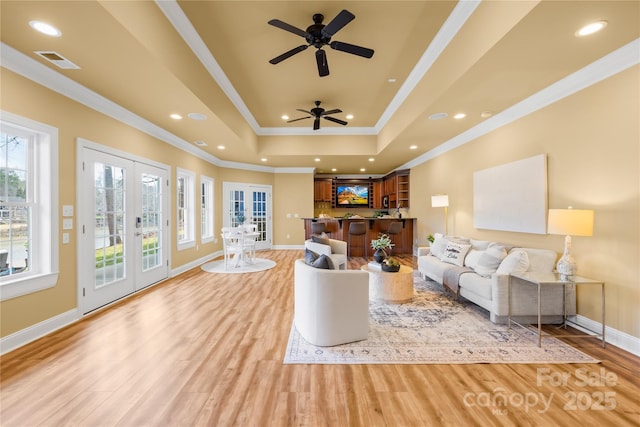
176,168 -> 195,250
0,112 -> 58,301
200,175 -> 214,244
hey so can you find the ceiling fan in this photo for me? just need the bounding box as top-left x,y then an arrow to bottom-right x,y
268,9 -> 374,77
288,101 -> 347,130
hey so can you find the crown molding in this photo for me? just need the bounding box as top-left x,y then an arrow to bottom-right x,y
400,37 -> 640,170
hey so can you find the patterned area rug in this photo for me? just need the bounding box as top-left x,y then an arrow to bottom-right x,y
284,273 -> 599,364
201,258 -> 276,274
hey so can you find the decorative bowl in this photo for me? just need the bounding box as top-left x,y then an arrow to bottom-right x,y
381,264 -> 400,273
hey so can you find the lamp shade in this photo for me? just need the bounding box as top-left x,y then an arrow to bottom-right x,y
547,209 -> 594,236
431,194 -> 449,208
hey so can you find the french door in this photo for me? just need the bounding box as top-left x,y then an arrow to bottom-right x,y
78,144 -> 169,313
222,182 -> 272,250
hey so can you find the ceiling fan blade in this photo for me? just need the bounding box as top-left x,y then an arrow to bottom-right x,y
329,41 -> 374,58
296,108 -> 313,115
321,9 -> 355,37
323,116 -> 348,126
269,45 -> 308,64
287,116 -> 312,123
313,117 -> 321,130
316,49 -> 329,77
321,109 -> 342,116
268,19 -> 308,38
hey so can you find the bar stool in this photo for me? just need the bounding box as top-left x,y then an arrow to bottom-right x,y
348,222 -> 367,259
311,222 -> 329,235
386,221 -> 404,257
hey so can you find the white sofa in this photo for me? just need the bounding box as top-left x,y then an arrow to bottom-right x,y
294,259 -> 369,346
417,235 -> 576,324
304,237 -> 347,270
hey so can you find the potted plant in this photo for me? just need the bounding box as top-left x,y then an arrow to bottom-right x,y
371,233 -> 394,263
381,256 -> 401,272
427,234 -> 435,245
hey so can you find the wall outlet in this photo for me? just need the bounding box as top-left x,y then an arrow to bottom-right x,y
62,205 -> 74,217
62,233 -> 70,244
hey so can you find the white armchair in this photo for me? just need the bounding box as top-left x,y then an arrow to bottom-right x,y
304,238 -> 347,270
294,259 -> 369,346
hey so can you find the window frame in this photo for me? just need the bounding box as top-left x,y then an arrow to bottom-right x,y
0,111 -> 59,301
176,167 -> 195,250
200,175 -> 214,244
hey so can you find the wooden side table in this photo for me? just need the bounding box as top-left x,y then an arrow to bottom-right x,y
508,271 -> 605,348
361,263 -> 414,303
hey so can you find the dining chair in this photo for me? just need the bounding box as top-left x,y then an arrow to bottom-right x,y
239,223 -> 258,263
221,227 -> 243,269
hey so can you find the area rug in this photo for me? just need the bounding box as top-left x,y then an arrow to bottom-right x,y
201,258 -> 276,274
284,273 -> 599,364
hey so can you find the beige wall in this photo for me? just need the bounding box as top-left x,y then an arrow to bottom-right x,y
409,65 -> 639,337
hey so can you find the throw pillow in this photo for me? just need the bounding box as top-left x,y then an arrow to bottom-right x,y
304,248 -> 333,269
311,234 -> 331,246
430,234 -> 449,258
439,242 -> 471,267
464,249 -> 483,270
496,249 -> 530,274
474,244 -> 508,277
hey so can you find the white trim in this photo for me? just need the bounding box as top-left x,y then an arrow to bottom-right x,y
0,309 -> 80,356
176,168 -> 196,250
374,0 -> 480,132
400,38 -> 640,170
0,111 -> 59,301
570,314 -> 640,357
170,251 -> 223,278
200,175 -> 215,244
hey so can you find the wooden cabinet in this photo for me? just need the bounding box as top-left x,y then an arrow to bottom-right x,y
381,170 -> 410,209
314,179 -> 333,203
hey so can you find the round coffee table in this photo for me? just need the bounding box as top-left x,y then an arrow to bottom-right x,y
361,264 -> 414,303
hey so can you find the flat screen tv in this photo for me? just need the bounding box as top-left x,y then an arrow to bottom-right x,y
336,184 -> 369,207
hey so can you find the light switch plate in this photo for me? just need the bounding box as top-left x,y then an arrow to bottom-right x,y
62,233 -> 70,244
62,205 -> 74,217
63,218 -> 73,230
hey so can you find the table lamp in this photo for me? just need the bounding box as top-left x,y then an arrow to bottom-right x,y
547,208 -> 594,279
431,194 -> 449,235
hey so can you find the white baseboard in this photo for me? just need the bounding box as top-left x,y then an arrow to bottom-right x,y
170,250 -> 223,277
0,309 -> 80,356
272,244 -> 304,250
569,314 -> 640,357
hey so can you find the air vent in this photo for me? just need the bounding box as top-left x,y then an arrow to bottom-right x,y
34,51 -> 80,69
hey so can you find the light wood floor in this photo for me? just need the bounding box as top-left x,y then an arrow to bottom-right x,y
1,250 -> 638,426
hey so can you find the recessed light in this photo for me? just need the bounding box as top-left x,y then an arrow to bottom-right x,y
346,114 -> 354,120
387,78 -> 397,83
409,145 -> 418,150
29,21 -> 61,37
368,158 -> 375,162
170,113 -> 182,120
314,158 -> 321,162
261,158 -> 268,162
360,168 -> 366,172
188,113 -> 207,121
331,168 -> 337,172
429,112 -> 448,120
281,115 -> 289,120
453,113 -> 466,120
576,20 -> 607,37
194,140 -> 207,147
480,111 -> 493,118
217,145 -> 225,150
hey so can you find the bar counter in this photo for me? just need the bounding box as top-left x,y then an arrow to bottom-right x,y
302,217 -> 414,257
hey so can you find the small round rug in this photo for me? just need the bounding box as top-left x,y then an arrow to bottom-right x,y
201,258 -> 276,274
